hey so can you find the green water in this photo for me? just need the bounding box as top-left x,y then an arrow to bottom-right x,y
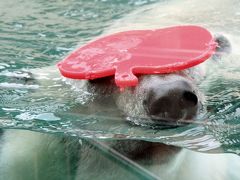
0,0 -> 240,154
0,0 -> 240,179
0,1 -> 150,126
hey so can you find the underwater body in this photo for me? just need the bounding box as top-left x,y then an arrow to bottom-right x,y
0,0 -> 240,179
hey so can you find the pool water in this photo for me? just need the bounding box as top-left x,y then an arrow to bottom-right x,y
0,0 -> 240,179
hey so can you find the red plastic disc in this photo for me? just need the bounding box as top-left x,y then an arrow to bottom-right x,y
57,25 -> 217,88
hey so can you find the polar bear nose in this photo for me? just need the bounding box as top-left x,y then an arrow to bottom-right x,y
143,80 -> 198,121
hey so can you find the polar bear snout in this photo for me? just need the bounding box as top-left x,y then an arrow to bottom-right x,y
143,79 -> 199,121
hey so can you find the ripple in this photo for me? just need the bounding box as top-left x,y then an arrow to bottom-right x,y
0,0 -> 240,155
35,113 -> 61,121
0,82 -> 39,89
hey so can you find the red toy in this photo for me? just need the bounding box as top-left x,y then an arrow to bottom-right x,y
57,25 -> 217,88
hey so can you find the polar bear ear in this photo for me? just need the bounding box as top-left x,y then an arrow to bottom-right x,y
213,34 -> 232,60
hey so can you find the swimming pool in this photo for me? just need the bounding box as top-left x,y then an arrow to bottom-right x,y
0,0 -> 240,179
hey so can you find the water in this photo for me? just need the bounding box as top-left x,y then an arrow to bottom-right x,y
1,0 -> 240,179
0,0 -> 240,162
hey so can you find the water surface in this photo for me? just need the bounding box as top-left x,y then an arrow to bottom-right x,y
0,0 -> 240,155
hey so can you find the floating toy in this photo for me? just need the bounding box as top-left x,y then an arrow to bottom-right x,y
57,25 -> 217,88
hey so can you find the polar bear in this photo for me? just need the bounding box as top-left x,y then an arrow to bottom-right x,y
1,0 -> 240,180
